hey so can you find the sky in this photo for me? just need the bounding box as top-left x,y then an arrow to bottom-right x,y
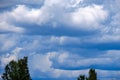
0,0 -> 120,80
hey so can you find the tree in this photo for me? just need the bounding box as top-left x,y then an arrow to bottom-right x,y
77,68 -> 97,80
88,68 -> 97,80
1,57 -> 31,80
77,75 -> 85,80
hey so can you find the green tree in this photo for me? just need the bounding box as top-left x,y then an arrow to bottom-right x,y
77,68 -> 97,80
1,57 -> 31,80
88,68 -> 97,80
77,75 -> 85,80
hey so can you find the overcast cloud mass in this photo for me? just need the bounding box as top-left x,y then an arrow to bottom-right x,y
0,0 -> 120,80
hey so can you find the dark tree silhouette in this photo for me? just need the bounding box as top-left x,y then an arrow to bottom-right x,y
88,68 -> 97,80
77,68 -> 97,80
77,75 -> 85,80
1,57 -> 31,80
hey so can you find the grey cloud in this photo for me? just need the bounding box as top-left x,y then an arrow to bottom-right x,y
0,0 -> 44,8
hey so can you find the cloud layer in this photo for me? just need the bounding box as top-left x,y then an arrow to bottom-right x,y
0,0 -> 120,80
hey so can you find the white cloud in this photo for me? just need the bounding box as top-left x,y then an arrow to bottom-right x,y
50,69 -> 88,78
12,47 -> 23,54
104,0 -> 120,14
97,69 -> 120,78
50,36 -> 71,45
29,51 -> 89,78
52,69 -> 120,79
29,52 -> 56,72
101,50 -> 120,66
0,0 -> 108,31
0,0 -> 120,79
44,0 -> 81,8
67,4 -> 108,30
111,13 -> 120,29
85,34 -> 120,43
55,53 -> 112,67
113,13 -> 120,23
58,52 -> 69,63
0,5 -> 51,30
0,21 -> 25,33
28,51 -> 120,78
1,47 -> 120,79
0,34 -> 20,51
5,5 -> 50,25
0,47 -> 22,67
49,50 -> 120,69
50,36 -> 81,45
0,74 -> 2,80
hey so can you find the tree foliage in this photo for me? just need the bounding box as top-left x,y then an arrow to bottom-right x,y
88,68 -> 97,80
77,75 -> 85,80
77,68 -> 97,80
1,57 -> 31,80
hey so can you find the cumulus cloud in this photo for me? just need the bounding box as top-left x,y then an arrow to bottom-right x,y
0,0 -> 119,33
66,5 -> 108,30
29,53 -> 54,72
0,0 -> 108,32
0,47 -> 22,67
0,5 -> 50,25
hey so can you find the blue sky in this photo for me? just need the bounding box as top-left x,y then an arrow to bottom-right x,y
0,0 -> 120,80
